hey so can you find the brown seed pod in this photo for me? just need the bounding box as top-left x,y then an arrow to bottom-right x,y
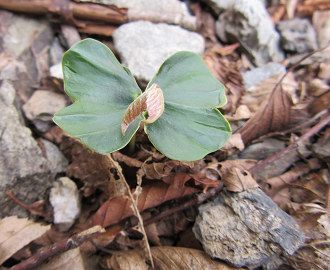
121,83 -> 164,134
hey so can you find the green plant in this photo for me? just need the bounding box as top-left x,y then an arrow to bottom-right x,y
53,38 -> 231,161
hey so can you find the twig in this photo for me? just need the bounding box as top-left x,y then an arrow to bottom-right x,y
0,0 -> 127,24
250,111 -> 330,176
11,184 -> 224,270
257,109 -> 329,140
262,160 -> 320,197
144,183 -> 223,226
106,154 -> 154,268
10,225 -> 121,270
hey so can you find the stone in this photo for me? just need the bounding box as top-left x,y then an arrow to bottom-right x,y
277,18 -> 318,54
313,11 -> 330,48
60,25 -> 81,48
50,37 -> 64,66
50,63 -> 63,80
193,188 -> 305,269
243,62 -> 286,90
22,90 -> 67,132
0,11 -> 53,103
113,21 -> 205,82
238,138 -> 285,160
39,139 -> 68,174
77,0 -> 197,29
50,177 -> 81,231
204,0 -> 266,14
215,0 -> 284,66
0,81 -> 54,217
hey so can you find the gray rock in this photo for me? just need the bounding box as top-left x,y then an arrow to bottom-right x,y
277,18 -> 318,54
50,177 -> 81,231
204,0 -> 266,14
193,188 -> 304,268
60,25 -> 81,48
0,11 -> 53,103
215,0 -> 284,66
50,37 -> 64,66
313,11 -> 330,48
0,81 -> 54,217
243,62 -> 286,90
22,90 -> 67,132
239,138 -> 285,160
113,21 -> 204,82
39,139 -> 68,174
77,0 -> 196,29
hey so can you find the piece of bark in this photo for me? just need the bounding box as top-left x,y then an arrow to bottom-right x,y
0,0 -> 127,24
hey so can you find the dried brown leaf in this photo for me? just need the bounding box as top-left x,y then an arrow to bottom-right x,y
100,246 -> 241,270
36,248 -> 95,270
203,51 -> 244,114
297,0 -> 330,15
309,91 -> 330,115
60,137 -> 111,197
0,216 -> 50,264
223,167 -> 259,192
238,74 -> 293,145
91,183 -> 197,228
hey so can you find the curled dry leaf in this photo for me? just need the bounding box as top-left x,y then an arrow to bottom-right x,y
218,159 -> 258,192
222,133 -> 245,156
100,246 -> 241,270
0,216 -> 50,264
222,167 -> 259,192
91,183 -> 197,228
238,73 -> 294,145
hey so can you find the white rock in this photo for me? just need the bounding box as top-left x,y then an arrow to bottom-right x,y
243,62 -> 286,90
22,90 -> 66,132
50,177 -> 81,231
113,21 -> 205,82
39,139 -> 68,174
50,63 -> 63,80
78,0 -> 196,29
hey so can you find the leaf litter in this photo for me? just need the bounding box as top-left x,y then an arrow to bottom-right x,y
1,1 -> 330,269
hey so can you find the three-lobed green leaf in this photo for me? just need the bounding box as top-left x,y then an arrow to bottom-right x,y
53,38 -> 231,161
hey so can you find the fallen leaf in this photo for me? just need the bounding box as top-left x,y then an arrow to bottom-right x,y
297,0 -> 330,16
203,51 -> 244,115
0,216 -> 50,264
238,74 -> 293,145
60,137 -> 111,197
222,133 -> 245,156
91,183 -> 197,228
309,91 -> 330,115
222,167 -> 259,192
36,248 -> 99,270
100,246 -> 241,270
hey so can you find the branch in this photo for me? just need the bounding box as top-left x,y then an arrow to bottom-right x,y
106,154 -> 154,268
11,184 -> 224,270
0,0 -> 127,36
250,111 -> 330,177
0,0 -> 127,23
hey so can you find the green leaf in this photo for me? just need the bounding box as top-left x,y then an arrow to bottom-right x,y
145,52 -> 231,161
53,38 -> 142,153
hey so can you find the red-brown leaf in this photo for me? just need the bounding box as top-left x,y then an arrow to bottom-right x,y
91,183 -> 197,228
